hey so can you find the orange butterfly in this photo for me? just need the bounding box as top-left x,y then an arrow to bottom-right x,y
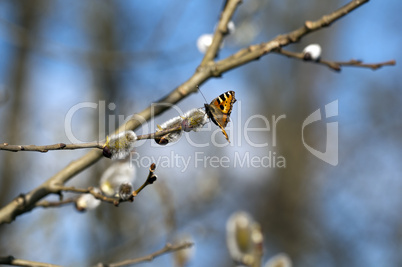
204,91 -> 237,143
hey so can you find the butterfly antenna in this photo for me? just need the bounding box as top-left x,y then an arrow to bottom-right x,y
196,85 -> 208,104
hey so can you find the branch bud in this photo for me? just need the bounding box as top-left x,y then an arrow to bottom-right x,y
155,116 -> 183,145
303,44 -> 322,61
100,161 -> 136,197
75,188 -> 101,212
103,131 -> 137,160
181,108 -> 208,132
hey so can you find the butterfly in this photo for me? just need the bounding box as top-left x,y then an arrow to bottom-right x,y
204,91 -> 236,143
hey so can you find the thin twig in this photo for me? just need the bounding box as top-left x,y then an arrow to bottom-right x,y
213,0 -> 388,74
97,242 -> 193,267
0,142 -> 103,153
274,48 -> 396,71
200,0 -> 242,65
0,126 -> 183,154
54,186 -> 121,206
134,163 -> 157,195
36,198 -> 76,208
136,126 -> 182,140
52,163 -> 157,207
0,256 -> 61,267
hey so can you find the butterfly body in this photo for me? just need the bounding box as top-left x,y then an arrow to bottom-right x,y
204,91 -> 236,142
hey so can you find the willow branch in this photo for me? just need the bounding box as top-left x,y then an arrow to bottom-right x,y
134,163 -> 157,195
53,186 -> 123,206
0,256 -> 61,267
275,48 -> 396,71
36,198 -> 76,208
96,242 -> 193,267
136,126 -> 182,140
56,186 -> 119,203
50,163 -> 156,207
0,142 -> 103,153
0,0 -> 392,224
213,0 -> 376,74
0,126 -> 182,154
200,0 -> 242,65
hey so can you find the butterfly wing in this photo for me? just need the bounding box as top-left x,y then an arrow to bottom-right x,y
215,119 -> 230,142
205,91 -> 236,142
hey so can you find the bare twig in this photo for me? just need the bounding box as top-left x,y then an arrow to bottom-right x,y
136,126 -> 182,140
274,48 -> 396,71
0,142 -> 103,153
0,0 -> 394,224
134,163 -> 157,195
54,186 -> 122,206
96,242 -> 193,267
0,126 -> 183,154
49,163 -> 157,207
0,256 -> 61,267
213,0 -> 386,74
36,198 -> 76,208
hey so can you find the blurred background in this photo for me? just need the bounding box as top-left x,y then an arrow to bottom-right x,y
0,0 -> 401,266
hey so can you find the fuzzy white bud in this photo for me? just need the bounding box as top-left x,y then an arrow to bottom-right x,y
173,234 -> 195,267
118,182 -> 133,201
197,34 -> 213,54
226,212 -> 252,261
303,44 -> 322,61
155,116 -> 183,145
181,108 -> 208,132
227,21 -> 236,35
76,188 -> 101,211
226,211 -> 261,265
104,131 -> 137,160
214,21 -> 236,35
264,253 -> 292,267
100,161 -> 136,197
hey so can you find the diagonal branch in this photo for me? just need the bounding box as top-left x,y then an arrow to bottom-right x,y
0,256 -> 61,267
274,48 -> 396,71
200,0 -> 242,65
213,0 -> 374,75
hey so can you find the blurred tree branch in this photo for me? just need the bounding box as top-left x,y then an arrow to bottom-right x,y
96,242 -> 193,267
36,198 -> 77,208
0,242 -> 193,267
54,186 -> 124,206
200,0 -> 242,64
35,163 -> 156,209
0,17 -> 193,70
0,0 -> 395,225
0,255 -> 61,267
